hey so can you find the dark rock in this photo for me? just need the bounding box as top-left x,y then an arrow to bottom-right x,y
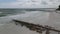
56,5 -> 60,10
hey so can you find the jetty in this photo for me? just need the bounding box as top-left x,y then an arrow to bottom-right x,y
13,19 -> 60,34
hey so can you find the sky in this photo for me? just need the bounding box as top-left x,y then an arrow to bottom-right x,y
0,0 -> 60,8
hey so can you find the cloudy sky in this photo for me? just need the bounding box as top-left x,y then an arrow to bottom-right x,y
0,0 -> 60,8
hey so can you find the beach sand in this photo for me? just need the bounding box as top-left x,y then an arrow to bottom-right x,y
0,11 -> 60,34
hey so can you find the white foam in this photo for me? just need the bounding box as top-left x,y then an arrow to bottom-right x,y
0,11 -> 49,25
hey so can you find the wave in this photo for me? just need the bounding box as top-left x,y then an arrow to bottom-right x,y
0,11 -> 49,25
0,11 -> 37,24
0,9 -> 30,17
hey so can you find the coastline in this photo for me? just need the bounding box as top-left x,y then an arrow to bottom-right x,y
0,11 -> 60,34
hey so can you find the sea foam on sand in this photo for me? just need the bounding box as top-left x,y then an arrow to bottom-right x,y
0,11 -> 49,24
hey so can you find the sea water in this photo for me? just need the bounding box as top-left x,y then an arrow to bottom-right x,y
0,9 -> 50,24
0,9 -> 58,34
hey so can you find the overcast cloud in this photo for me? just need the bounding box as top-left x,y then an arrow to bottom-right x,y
0,0 -> 60,8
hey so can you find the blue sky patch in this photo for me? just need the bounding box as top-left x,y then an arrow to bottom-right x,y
0,0 -> 16,3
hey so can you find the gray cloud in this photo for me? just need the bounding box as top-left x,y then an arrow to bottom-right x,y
0,0 -> 60,8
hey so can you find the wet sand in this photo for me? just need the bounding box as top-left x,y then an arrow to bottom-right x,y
0,11 -> 60,34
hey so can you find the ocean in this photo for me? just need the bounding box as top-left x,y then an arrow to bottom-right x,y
0,8 -> 53,24
0,8 -> 59,34
0,8 -> 55,17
